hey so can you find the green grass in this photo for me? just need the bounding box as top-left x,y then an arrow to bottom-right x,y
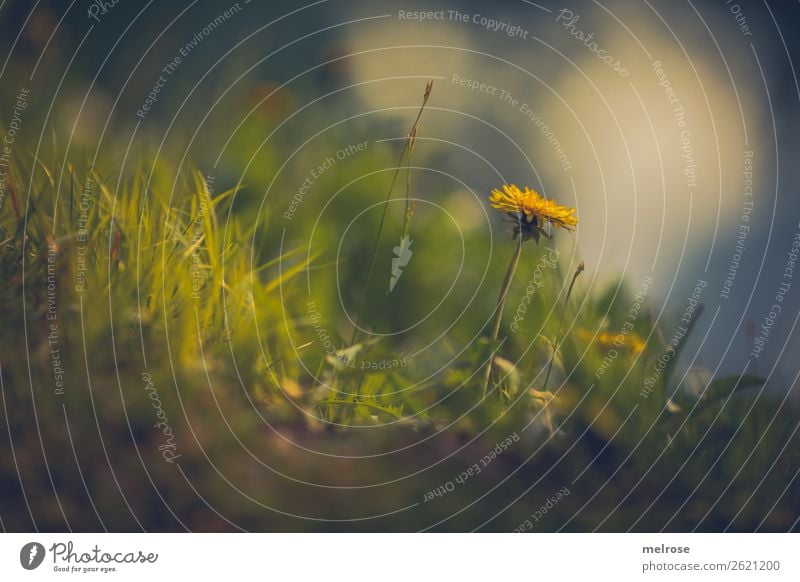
1,119 -> 798,531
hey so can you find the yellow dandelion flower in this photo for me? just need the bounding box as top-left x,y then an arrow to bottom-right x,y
628,334 -> 646,355
578,329 -> 646,355
490,184 -> 578,231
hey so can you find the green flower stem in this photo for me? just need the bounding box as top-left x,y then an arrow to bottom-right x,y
542,261 -> 584,391
482,238 -> 523,397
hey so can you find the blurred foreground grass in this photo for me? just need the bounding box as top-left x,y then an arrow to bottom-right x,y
1,122 -> 798,531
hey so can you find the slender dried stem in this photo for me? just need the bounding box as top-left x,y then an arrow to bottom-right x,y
402,126 -> 417,241
349,81 -> 433,345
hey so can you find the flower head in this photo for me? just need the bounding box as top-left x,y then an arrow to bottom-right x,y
578,329 -> 646,355
490,184 -> 578,239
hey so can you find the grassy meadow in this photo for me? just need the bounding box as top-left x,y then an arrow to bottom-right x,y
1,76 -> 798,532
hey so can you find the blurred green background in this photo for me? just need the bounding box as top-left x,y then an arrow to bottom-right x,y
1,0 -> 799,531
